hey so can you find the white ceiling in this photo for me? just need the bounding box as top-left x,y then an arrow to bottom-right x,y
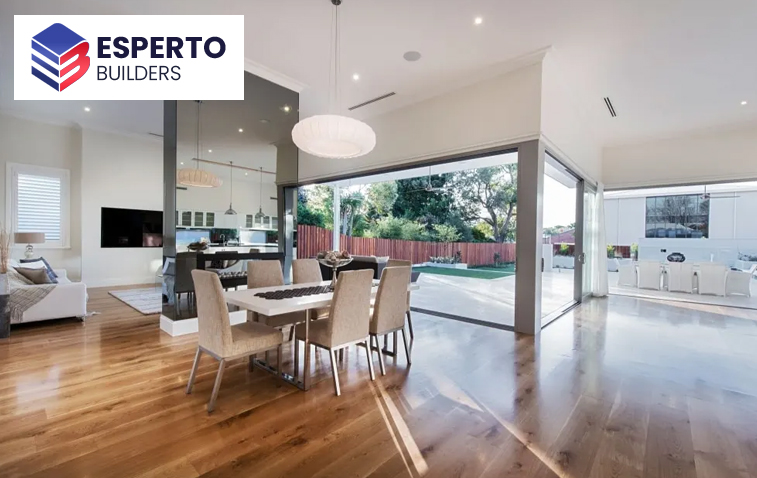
2,0 -> 757,148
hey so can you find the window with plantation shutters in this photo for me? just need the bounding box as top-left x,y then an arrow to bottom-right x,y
6,163 -> 70,248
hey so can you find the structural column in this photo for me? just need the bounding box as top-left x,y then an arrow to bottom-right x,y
514,139 -> 545,335
332,184 -> 340,251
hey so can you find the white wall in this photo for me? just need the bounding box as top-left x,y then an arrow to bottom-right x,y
604,197 -> 646,245
602,123 -> 757,189
540,54 -> 602,183
80,129 -> 163,287
298,62 -> 544,182
0,114 -> 83,279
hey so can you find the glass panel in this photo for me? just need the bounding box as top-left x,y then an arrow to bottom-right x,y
194,211 -> 203,226
246,215 -> 253,228
297,152 -> 519,328
582,186 -> 597,298
206,212 -> 214,227
542,155 -> 579,319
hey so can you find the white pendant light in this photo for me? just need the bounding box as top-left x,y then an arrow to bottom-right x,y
291,0 -> 376,159
224,161 -> 237,215
178,101 -> 223,188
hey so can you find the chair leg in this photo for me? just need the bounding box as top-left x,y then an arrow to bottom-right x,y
294,338 -> 300,378
374,335 -> 386,376
393,331 -> 398,356
364,340 -> 376,381
277,344 -> 282,374
186,347 -> 202,394
248,355 -> 255,372
289,325 -> 295,341
406,310 -> 414,340
401,329 -> 412,365
338,348 -> 344,361
329,349 -> 341,396
207,359 -> 226,413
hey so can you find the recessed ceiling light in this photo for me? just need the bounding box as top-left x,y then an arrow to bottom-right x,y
282,105 -> 291,113
741,100 -> 748,105
245,172 -> 248,176
352,73 -> 360,81
83,106 -> 90,112
208,149 -> 212,153
474,17 -> 483,25
180,162 -> 184,165
238,128 -> 244,133
403,51 -> 422,62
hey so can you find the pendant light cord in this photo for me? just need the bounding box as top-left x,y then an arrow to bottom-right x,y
195,101 -> 201,170
229,162 -> 233,202
327,1 -> 342,114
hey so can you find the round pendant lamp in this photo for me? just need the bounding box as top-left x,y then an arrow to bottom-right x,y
291,0 -> 376,159
178,101 -> 223,188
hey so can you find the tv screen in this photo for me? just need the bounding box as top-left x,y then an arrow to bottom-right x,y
101,207 -> 163,248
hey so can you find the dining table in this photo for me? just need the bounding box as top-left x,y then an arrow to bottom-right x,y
224,280 -> 420,391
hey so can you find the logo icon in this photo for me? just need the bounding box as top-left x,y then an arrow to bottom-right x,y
31,23 -> 90,92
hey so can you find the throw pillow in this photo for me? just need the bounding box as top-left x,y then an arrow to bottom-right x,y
20,257 -> 58,279
7,268 -> 34,287
14,267 -> 53,285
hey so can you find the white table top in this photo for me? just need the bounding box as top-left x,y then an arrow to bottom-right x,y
224,280 -> 419,316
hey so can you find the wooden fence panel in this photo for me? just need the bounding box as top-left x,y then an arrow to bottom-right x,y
297,225 -> 516,266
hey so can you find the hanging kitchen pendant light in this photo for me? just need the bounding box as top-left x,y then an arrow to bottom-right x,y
291,0 -> 376,159
177,101 -> 222,188
225,161 -> 237,215
255,166 -> 266,220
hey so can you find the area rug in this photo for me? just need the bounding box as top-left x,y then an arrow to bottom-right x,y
109,288 -> 162,315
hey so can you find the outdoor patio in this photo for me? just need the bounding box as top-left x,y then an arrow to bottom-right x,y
410,269 -> 576,327
608,271 -> 757,310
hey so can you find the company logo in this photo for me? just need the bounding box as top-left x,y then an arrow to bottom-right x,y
31,23 -> 90,92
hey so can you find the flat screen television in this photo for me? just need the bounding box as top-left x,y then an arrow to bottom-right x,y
101,207 -> 163,248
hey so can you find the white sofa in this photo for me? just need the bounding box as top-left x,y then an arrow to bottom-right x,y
10,262 -> 88,324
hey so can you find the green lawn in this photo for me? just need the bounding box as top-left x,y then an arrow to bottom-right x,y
413,264 -> 515,280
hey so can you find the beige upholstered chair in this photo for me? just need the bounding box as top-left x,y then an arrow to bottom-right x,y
370,266 -> 413,375
186,270 -> 283,413
294,269 -> 375,396
387,259 -> 414,339
292,259 -> 330,321
247,261 -> 307,340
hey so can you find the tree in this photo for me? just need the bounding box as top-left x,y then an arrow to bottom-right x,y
365,182 -> 398,219
472,221 -> 494,242
339,191 -> 365,236
432,224 -> 461,243
367,216 -> 427,241
449,164 -> 518,243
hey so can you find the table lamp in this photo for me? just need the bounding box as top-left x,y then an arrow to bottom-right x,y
14,232 -> 45,259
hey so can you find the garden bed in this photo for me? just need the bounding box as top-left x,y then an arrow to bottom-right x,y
422,262 -> 468,269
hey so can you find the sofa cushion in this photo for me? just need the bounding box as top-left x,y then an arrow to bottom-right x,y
20,257 -> 58,280
18,258 -> 58,283
14,267 -> 54,285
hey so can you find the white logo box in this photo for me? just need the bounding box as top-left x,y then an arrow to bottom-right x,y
15,15 -> 244,100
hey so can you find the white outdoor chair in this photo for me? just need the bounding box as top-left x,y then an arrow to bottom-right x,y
667,263 -> 695,293
637,261 -> 662,290
697,263 -> 728,296
725,264 -> 757,297
617,261 -> 637,287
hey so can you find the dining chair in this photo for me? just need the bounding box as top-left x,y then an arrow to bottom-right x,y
698,263 -> 728,296
637,261 -> 662,290
370,266 -> 412,375
617,261 -> 637,287
293,269 -> 375,396
247,261 -> 306,339
174,252 -> 198,316
667,262 -> 695,293
186,270 -> 283,413
387,259 -> 414,340
726,264 -> 756,297
291,259 -> 330,339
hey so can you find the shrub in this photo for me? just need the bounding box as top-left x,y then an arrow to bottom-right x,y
630,243 -> 639,260
739,252 -> 757,262
606,244 -> 616,258
432,224 -> 462,243
556,243 -> 572,256
493,251 -> 501,266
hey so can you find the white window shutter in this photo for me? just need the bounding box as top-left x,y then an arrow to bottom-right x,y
16,173 -> 62,242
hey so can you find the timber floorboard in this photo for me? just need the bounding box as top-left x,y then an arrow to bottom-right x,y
0,286 -> 756,477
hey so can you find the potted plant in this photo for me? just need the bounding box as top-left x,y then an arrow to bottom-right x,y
552,243 -> 575,269
0,223 -> 10,339
630,243 -> 639,261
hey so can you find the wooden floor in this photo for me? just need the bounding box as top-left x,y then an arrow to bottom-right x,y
1,287 -> 757,477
